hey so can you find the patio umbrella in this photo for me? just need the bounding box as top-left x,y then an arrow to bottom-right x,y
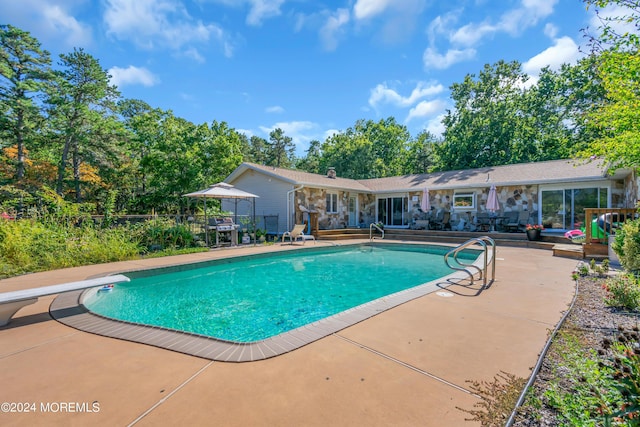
486,184 -> 500,213
421,188 -> 431,212
184,183 -> 259,246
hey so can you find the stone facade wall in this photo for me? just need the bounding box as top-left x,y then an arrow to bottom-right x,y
410,186 -> 539,219
294,187 -> 352,230
358,193 -> 376,226
292,179 -> 636,230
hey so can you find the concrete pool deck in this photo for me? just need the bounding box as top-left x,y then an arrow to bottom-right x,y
0,241 -> 578,426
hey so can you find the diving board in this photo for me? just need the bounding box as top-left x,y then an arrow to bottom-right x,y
0,274 -> 130,326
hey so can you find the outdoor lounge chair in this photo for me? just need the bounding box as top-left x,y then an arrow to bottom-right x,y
282,224 -> 315,245
432,211 -> 451,230
475,213 -> 492,232
504,210 -> 530,232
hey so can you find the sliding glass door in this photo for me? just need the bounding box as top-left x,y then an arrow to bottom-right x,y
541,187 -> 608,230
377,196 -> 408,227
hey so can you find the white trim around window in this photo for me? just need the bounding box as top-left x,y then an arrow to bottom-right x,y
326,192 -> 338,213
453,192 -> 475,210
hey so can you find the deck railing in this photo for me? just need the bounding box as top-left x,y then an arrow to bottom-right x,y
583,208 -> 638,245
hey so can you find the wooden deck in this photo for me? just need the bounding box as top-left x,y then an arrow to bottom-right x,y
316,228 -> 602,260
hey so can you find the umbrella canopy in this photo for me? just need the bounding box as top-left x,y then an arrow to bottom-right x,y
184,183 -> 259,246
421,188 -> 431,212
183,182 -> 259,199
486,185 -> 500,213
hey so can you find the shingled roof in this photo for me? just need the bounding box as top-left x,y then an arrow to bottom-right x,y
227,159 -> 610,193
226,162 -> 371,191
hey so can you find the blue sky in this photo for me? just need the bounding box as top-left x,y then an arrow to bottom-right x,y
0,0 -> 612,156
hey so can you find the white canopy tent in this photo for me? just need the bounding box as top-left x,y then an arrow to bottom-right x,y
183,183 -> 259,246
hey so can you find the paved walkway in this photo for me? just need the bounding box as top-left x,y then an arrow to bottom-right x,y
0,242 -> 577,426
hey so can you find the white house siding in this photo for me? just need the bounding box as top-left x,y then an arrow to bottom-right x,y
223,170 -> 292,235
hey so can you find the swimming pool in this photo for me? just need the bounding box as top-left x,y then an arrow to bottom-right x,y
82,243 -> 480,344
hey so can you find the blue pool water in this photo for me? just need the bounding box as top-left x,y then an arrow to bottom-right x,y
84,244 -> 478,342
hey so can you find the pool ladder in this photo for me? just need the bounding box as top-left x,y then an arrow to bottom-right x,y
369,223 -> 384,241
444,236 -> 496,288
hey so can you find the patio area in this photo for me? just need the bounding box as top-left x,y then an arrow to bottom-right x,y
0,241 -> 577,426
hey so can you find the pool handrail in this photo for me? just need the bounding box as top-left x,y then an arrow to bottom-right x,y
369,223 -> 384,241
444,236 -> 496,288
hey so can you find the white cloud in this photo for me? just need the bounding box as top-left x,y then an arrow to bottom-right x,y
266,105 -> 285,114
109,65 -> 160,87
544,23 -> 558,39
324,128 -> 340,140
405,99 -> 447,123
523,36 -> 581,76
206,0 -> 284,26
319,8 -> 350,51
183,47 -> 205,63
246,0 -> 285,26
237,128 -> 254,138
427,10 -> 461,43
42,4 -> 93,47
450,21 -> 495,46
498,0 -> 558,36
433,0 -> 559,51
369,81 -> 444,109
353,0 -> 392,20
353,0 -> 426,45
103,0 -> 234,58
0,0 -> 93,48
425,114 -> 446,137
422,46 -> 476,70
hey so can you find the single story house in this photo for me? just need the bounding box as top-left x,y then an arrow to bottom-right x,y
223,159 -> 638,235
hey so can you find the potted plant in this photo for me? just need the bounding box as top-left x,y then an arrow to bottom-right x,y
525,224 -> 544,241
256,228 -> 267,243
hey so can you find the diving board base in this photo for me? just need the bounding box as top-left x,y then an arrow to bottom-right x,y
0,298 -> 38,326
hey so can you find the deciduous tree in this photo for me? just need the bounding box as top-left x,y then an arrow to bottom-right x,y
582,0 -> 640,170
318,117 -> 410,179
438,60 -> 528,171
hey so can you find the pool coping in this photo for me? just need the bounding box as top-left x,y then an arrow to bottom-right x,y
50,242 -> 489,362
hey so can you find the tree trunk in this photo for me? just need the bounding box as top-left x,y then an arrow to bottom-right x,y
15,109 -> 25,181
56,134 -> 72,195
72,147 -> 82,203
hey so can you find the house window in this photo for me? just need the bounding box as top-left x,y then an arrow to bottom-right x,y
453,193 -> 475,210
326,193 -> 338,213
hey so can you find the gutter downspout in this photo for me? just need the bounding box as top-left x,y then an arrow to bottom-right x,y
286,185 -> 304,231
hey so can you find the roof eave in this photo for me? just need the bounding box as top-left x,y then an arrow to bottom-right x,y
367,176 -> 612,193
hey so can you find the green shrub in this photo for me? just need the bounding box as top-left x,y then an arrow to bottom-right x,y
602,328 -> 640,425
613,218 -> 640,272
130,218 -> 195,252
0,217 -> 140,278
543,331 -> 623,426
604,274 -> 640,311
